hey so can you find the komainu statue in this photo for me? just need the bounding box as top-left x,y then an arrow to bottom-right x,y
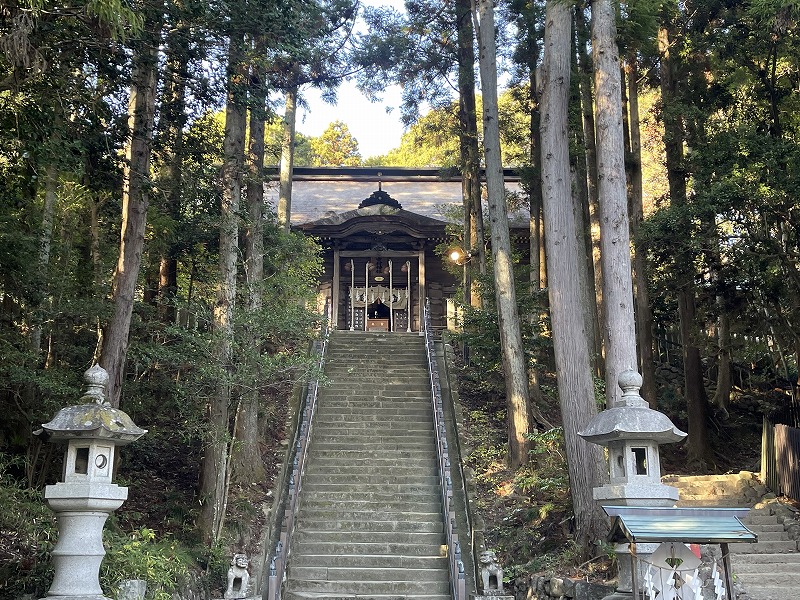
479,549 -> 504,595
224,553 -> 250,599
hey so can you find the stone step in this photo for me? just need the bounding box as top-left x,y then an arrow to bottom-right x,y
306,447 -> 435,459
745,524 -> 784,533
297,509 -> 442,523
731,552 -> 800,565
311,433 -> 435,444
308,425 -> 434,435
302,482 -> 441,502
289,554 -> 448,569
293,541 -> 444,557
734,561 -> 800,574
297,518 -> 443,533
316,402 -> 431,412
729,540 -> 798,553
729,584 -> 797,600
314,409 -> 433,420
285,593 -> 451,600
745,515 -> 784,527
320,388 -> 431,397
747,530 -> 790,542
325,364 -> 428,371
307,454 -> 436,466
301,474 -> 440,486
284,578 -> 450,596
294,530 -> 444,545
289,566 -> 450,583
305,464 -> 438,476
301,496 -> 442,513
299,498 -> 442,512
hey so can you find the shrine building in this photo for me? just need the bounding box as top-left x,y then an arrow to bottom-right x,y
271,167 -> 524,333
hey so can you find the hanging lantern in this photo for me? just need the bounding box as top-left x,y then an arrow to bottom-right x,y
344,261 -> 352,272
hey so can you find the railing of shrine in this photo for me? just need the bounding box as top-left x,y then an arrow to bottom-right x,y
265,301 -> 330,600
422,298 -> 466,600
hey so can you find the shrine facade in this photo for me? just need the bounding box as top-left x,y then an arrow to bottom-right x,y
295,185 -> 457,332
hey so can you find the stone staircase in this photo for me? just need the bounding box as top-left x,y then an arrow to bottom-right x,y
664,473 -> 800,600
285,331 -> 451,600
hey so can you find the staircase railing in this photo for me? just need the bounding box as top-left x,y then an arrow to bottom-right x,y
265,301 -> 330,600
423,298 -> 467,600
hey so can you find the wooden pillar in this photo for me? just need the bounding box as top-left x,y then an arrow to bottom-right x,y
418,249 -> 425,334
332,247 -> 340,329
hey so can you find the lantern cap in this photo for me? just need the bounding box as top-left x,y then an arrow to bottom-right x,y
579,370 -> 686,445
39,366 -> 146,443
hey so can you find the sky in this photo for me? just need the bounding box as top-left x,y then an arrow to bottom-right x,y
294,0 -> 410,159
296,83 -> 407,160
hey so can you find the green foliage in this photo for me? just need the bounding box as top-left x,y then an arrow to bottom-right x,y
101,527 -> 194,600
310,120 -> 362,166
0,454 -> 56,597
264,120 -> 313,166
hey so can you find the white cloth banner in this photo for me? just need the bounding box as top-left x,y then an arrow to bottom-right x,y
350,286 -> 408,309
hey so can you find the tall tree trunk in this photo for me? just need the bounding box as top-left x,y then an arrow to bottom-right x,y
475,0 -> 530,467
457,0 -> 484,306
100,14 -> 161,407
278,80 -> 298,231
712,310 -> 731,413
658,20 -> 712,466
540,0 -> 607,555
625,56 -> 658,408
592,0 -> 638,407
570,23 -> 603,378
576,7 -> 603,373
32,158 -> 58,358
232,44 -> 268,485
199,31 -> 247,545
524,18 -> 548,424
157,24 -> 190,324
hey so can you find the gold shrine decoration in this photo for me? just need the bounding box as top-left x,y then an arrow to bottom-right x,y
349,286 -> 409,309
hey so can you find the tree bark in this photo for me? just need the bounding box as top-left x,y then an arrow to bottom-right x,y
576,8 -> 603,373
569,30 -> 603,379
278,81 -> 298,231
592,0 -> 638,407
625,56 -> 658,408
157,23 -> 190,324
475,0 -> 530,467
198,30 -> 247,545
540,0 -> 608,555
100,15 -> 160,407
712,310 -> 731,413
232,44 -> 268,486
457,0 -> 486,286
658,20 -> 712,466
31,158 -> 58,357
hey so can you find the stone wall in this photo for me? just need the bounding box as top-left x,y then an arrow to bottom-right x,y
510,575 -> 613,600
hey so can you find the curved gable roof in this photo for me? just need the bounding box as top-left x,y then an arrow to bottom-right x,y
297,203 -> 447,240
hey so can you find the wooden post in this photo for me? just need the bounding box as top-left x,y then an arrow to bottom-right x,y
389,259 -> 394,332
418,251 -> 425,334
332,247 -> 340,329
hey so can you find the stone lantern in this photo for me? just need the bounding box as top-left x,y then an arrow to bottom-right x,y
38,365 -> 146,600
578,370 -> 686,600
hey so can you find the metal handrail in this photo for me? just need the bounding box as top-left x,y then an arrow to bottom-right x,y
266,301 -> 330,600
423,298 -> 466,600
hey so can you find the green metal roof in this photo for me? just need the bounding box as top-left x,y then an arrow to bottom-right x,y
603,506 -> 757,545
